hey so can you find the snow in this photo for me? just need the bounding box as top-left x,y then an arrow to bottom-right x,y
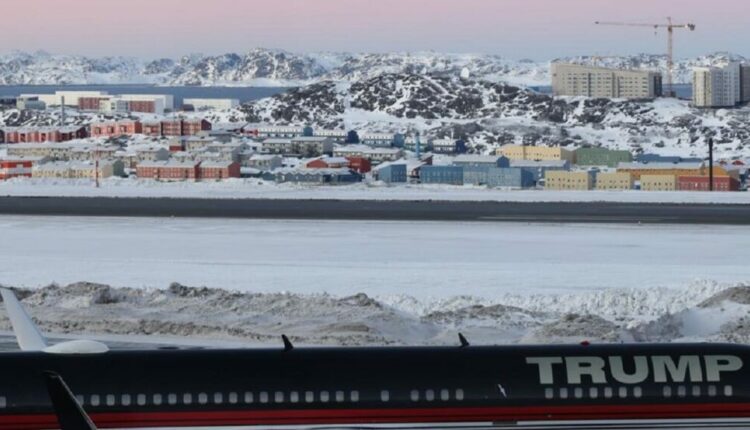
0,215 -> 747,355
2,178 -> 750,204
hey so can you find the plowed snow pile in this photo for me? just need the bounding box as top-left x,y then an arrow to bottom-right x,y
2,281 -> 748,347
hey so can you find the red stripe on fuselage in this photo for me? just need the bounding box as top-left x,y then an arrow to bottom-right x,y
1,403 -> 750,430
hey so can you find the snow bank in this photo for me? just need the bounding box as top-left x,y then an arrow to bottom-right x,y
2,281 -> 748,347
2,178 -> 750,204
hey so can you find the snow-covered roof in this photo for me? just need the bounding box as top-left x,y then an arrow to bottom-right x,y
263,138 -> 293,144
249,154 -> 281,161
510,160 -> 569,168
453,154 -> 504,163
618,162 -> 703,170
138,160 -> 199,168
200,161 -> 236,168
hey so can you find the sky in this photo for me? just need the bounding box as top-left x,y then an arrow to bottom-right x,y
1,0 -> 747,60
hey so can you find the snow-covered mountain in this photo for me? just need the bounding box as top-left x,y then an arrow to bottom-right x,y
0,49 -> 746,87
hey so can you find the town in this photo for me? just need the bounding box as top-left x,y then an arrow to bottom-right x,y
1,58 -> 749,193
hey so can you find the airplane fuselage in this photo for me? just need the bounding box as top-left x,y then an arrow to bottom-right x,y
0,343 -> 748,429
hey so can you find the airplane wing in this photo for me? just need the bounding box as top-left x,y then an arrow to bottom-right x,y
0,288 -> 47,351
43,371 -> 98,430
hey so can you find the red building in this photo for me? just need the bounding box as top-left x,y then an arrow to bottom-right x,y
2,126 -> 87,143
161,120 -> 183,137
306,157 -> 350,169
136,161 -> 200,181
345,156 -> 372,174
78,97 -> 110,111
142,122 -> 162,137
0,156 -> 45,180
181,119 -> 212,136
199,161 -> 241,180
678,176 -> 740,192
128,100 -> 157,114
90,120 -> 143,138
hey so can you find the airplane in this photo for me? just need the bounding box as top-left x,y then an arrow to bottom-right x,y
0,287 -> 748,430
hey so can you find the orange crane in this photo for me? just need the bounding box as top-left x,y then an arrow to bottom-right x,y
594,17 -> 696,97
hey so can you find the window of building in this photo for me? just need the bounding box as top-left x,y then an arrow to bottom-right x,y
618,387 -> 627,398
76,395 -> 85,405
725,386 -> 733,397
228,392 -> 238,404
290,391 -> 299,403
305,391 -> 315,403
440,389 -> 450,401
351,391 -> 360,402
633,387 -> 642,398
168,394 -> 177,405
425,389 -> 435,401
153,394 -> 163,406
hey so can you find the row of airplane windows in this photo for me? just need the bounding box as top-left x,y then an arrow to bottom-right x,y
544,385 -> 734,400
65,389 -> 467,408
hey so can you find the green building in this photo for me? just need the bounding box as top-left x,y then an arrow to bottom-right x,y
576,147 -> 633,167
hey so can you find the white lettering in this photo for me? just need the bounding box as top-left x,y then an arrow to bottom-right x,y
565,357 -> 607,384
652,356 -> 703,383
609,356 -> 649,384
526,357 -> 563,385
704,355 -> 743,382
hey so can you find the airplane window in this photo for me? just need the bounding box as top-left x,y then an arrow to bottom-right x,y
305,391 -> 314,403
559,388 -> 568,399
320,391 -> 330,403
426,389 -> 436,401
244,392 -> 253,404
708,385 -> 717,397
351,391 -> 359,402
153,394 -> 163,406
677,386 -> 686,398
183,393 -> 193,405
618,387 -> 627,399
663,386 -> 672,398
410,390 -> 420,402
692,386 -> 701,397
214,393 -> 223,404
122,394 -> 131,406
335,391 -> 344,402
76,395 -> 85,405
544,388 -> 554,399
574,388 -> 583,399
589,387 -> 598,399
440,389 -> 450,401
0,397 -> 5,409
725,386 -> 733,397
106,395 -> 115,406
380,390 -> 390,402
455,389 -> 464,401
168,394 -> 177,405
290,391 -> 299,403
90,395 -> 100,406
137,394 -> 146,406
260,392 -> 269,403
633,387 -> 642,398
275,392 -> 284,403
604,387 -> 613,399
229,392 -> 238,404
198,393 -> 208,405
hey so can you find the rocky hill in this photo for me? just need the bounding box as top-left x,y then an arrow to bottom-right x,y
0,49 -> 746,87
238,73 -> 750,159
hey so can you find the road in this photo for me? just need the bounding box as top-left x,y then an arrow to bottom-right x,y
0,196 -> 748,224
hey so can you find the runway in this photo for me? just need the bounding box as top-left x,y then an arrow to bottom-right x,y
0,196 -> 749,224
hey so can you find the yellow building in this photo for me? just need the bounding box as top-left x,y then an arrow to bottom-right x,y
544,171 -> 593,190
498,145 -> 576,163
640,174 -> 678,191
616,162 -> 703,181
595,172 -> 634,190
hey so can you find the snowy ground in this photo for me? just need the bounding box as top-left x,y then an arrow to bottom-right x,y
1,216 -> 749,346
2,178 -> 750,204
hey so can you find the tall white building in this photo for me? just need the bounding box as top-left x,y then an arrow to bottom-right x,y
693,63 -> 741,108
551,63 -> 662,99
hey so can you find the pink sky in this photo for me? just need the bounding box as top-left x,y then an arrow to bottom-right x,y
2,0 -> 746,59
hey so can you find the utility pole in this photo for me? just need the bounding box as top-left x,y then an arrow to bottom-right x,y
708,137 -> 714,192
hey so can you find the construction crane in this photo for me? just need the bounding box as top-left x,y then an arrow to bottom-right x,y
595,17 -> 696,97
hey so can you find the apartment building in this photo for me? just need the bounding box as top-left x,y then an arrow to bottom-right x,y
616,162 -> 704,181
0,156 -> 48,180
640,174 -> 678,191
90,120 -> 143,138
499,145 -> 576,163
544,171 -> 594,190
742,65 -> 750,104
693,63 -> 742,108
595,172 -> 634,190
551,63 -> 662,99
183,98 -> 240,111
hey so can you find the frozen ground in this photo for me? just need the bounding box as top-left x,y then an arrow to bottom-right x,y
0,216 -> 748,346
2,178 -> 750,204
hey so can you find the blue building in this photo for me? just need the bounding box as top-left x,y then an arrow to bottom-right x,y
375,163 -> 407,183
510,160 -> 570,185
420,165 -> 464,185
463,166 -> 535,188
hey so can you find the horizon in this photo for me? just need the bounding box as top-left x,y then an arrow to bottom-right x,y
2,0 -> 748,60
